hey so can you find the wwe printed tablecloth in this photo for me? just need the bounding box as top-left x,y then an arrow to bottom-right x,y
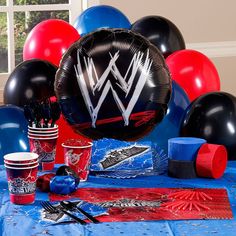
50,187 -> 232,221
1,163 -> 236,236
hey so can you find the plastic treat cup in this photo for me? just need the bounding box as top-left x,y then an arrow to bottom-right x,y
5,164 -> 38,204
62,139 -> 93,181
29,136 -> 58,171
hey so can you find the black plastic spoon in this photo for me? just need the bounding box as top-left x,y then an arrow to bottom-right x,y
42,102 -> 51,128
23,105 -> 34,127
33,102 -> 43,128
60,201 -> 100,223
50,102 -> 61,127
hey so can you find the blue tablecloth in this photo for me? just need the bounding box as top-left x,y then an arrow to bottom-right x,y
1,163 -> 236,236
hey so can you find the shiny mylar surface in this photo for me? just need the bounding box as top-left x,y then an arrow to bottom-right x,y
131,15 -> 185,58
55,29 -> 171,140
181,92 -> 236,160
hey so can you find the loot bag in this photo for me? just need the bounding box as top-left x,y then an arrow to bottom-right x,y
90,139 -> 153,173
19,199 -> 107,226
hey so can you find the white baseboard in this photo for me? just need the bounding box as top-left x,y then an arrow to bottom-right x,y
187,41 -> 236,58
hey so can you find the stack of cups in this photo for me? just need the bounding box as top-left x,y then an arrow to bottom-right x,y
28,124 -> 58,171
4,152 -> 39,204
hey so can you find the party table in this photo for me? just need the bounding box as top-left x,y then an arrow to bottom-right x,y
0,162 -> 236,236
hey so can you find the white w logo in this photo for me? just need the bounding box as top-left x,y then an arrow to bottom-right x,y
74,50 -> 153,128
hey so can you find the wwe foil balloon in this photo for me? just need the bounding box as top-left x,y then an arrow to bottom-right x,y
181,92 -> 236,160
0,105 -> 29,164
141,81 -> 190,153
55,29 -> 171,140
4,59 -> 57,107
131,16 -> 185,58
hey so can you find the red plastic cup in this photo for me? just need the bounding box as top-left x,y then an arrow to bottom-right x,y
29,136 -> 58,171
4,160 -> 38,168
28,124 -> 58,132
62,139 -> 93,181
5,164 -> 38,204
28,133 -> 58,139
28,130 -> 58,136
4,152 -> 38,164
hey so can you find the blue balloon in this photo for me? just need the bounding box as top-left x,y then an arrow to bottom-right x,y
141,81 -> 190,153
74,5 -> 131,36
0,105 -> 29,164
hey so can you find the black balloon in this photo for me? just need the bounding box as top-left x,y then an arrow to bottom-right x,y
181,92 -> 236,160
4,59 -> 57,107
131,16 -> 185,58
55,29 -> 171,140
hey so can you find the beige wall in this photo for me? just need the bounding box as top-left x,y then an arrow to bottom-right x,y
100,0 -> 236,43
212,56 -> 236,95
100,0 -> 236,95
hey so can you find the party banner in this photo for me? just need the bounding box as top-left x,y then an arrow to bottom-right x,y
50,188 -> 233,221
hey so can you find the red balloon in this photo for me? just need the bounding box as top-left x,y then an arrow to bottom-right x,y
23,19 -> 80,66
55,115 -> 91,164
166,49 -> 220,101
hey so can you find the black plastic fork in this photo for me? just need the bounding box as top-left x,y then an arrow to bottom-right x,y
40,201 -> 87,225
